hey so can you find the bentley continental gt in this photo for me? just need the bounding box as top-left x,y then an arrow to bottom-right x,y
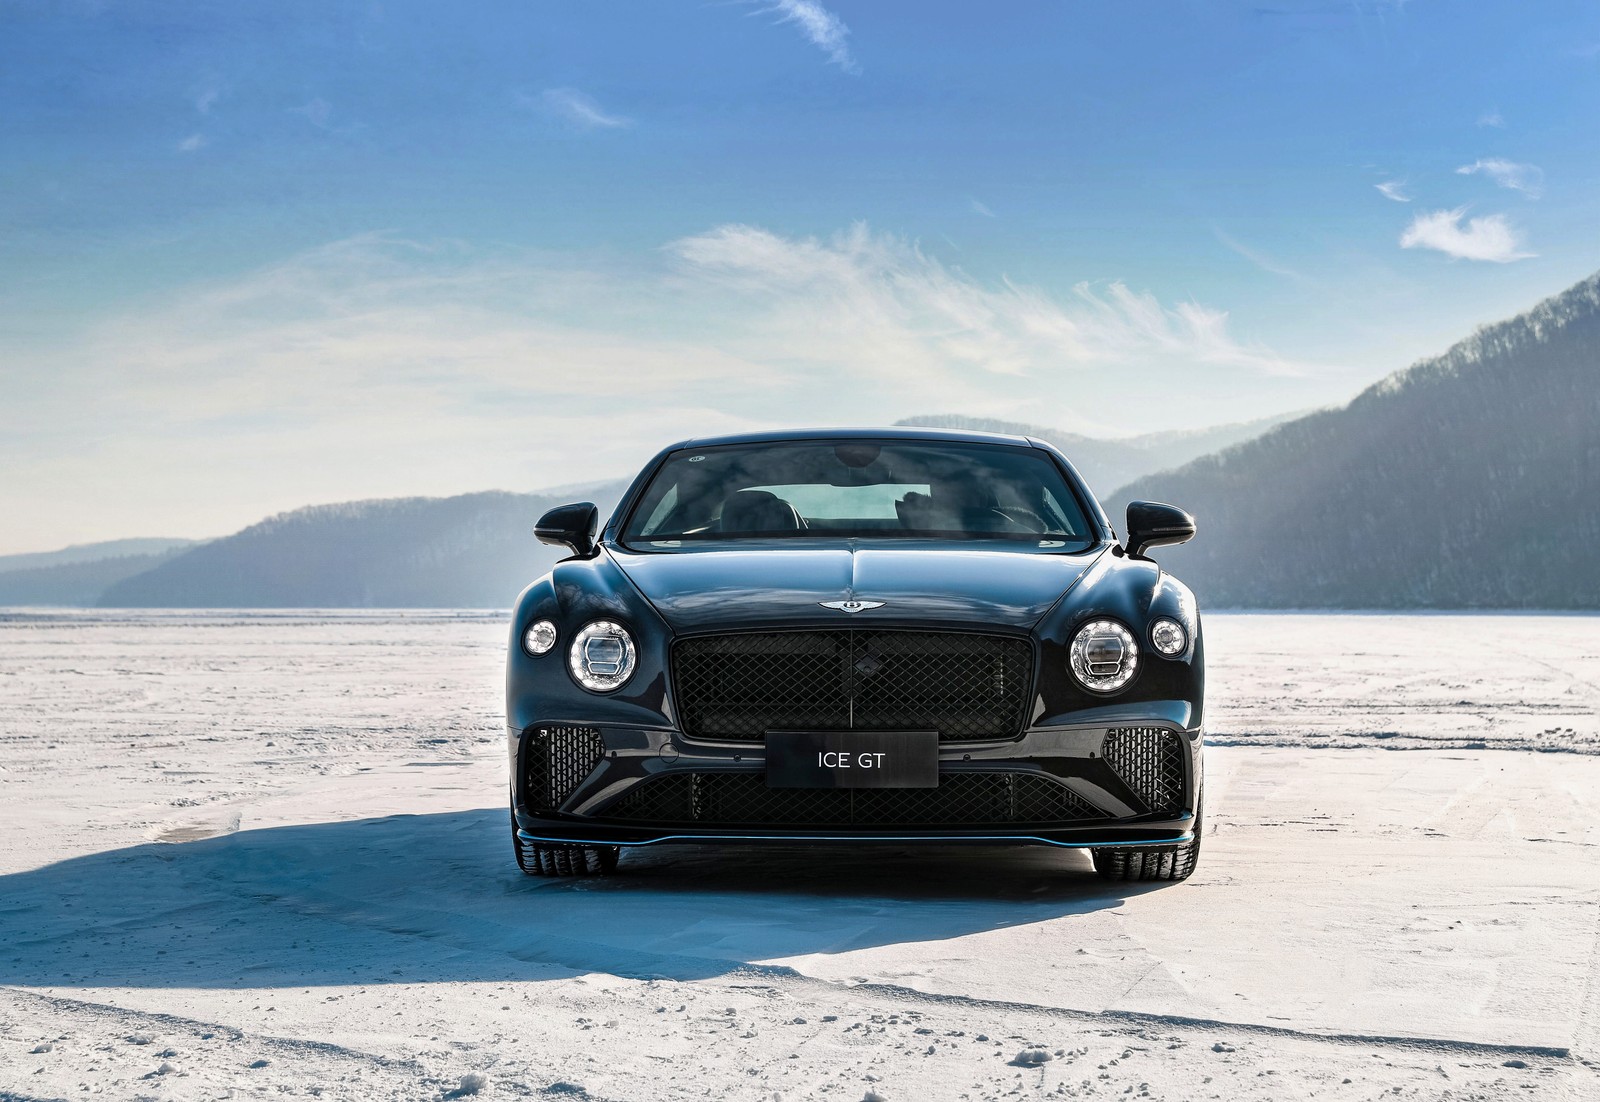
507,428 -> 1203,882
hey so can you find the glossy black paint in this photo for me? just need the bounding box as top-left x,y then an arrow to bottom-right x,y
534,501 -> 599,558
1125,500 -> 1197,560
610,545 -> 1100,634
507,427 -> 1204,851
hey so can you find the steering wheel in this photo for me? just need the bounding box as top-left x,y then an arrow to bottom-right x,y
989,505 -> 1050,533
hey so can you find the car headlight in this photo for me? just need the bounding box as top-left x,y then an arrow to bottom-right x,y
568,620 -> 637,693
1069,619 -> 1138,694
522,619 -> 558,657
1149,617 -> 1188,657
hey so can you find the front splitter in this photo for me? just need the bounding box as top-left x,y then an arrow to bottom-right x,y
514,818 -> 1195,850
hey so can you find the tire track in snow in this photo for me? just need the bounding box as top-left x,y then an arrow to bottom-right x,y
729,969 -> 1581,1062
0,985 -> 427,1072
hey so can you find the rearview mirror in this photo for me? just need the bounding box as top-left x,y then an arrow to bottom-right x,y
535,502 -> 599,558
1125,500 -> 1195,560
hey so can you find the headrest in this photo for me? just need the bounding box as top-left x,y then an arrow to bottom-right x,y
718,489 -> 802,533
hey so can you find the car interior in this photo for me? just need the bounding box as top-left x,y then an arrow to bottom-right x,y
625,441 -> 1090,544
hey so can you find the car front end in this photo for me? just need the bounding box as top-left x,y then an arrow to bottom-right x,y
507,428 -> 1204,881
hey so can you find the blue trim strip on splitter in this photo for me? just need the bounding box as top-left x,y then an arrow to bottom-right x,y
516,829 -> 1193,849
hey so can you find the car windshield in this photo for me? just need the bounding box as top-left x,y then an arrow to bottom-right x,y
620,440 -> 1096,550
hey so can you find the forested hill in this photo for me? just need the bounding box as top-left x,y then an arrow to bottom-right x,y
98,486 -> 627,609
0,537 -> 196,573
0,547 -> 193,607
1111,270 -> 1600,608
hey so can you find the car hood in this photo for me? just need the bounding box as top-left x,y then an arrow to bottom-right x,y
606,544 -> 1103,634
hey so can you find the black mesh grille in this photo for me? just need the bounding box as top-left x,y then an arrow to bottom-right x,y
599,771 -> 1104,827
523,726 -> 606,812
1102,727 -> 1185,814
672,630 -> 1034,742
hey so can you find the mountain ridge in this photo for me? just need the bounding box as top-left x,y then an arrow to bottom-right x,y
1108,269 -> 1600,608
0,538 -> 198,574
97,485 -> 629,609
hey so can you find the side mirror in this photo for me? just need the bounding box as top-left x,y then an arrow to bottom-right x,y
535,502 -> 599,558
1125,500 -> 1195,560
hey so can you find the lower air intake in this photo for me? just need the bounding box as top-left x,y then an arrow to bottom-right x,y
598,771 -> 1105,827
1102,727 -> 1185,814
523,725 -> 606,812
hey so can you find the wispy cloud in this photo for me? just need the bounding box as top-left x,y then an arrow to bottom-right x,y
1399,208 -> 1534,263
1374,179 -> 1410,202
529,87 -> 633,130
1212,226 -> 1307,282
4,226 -> 1330,544
177,133 -> 206,153
1476,109 -> 1504,128
969,199 -> 996,218
9,234 -> 761,538
1456,158 -> 1544,198
757,1 -> 857,71
671,222 -> 1309,377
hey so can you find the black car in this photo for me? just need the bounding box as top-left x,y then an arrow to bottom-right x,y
507,427 -> 1203,882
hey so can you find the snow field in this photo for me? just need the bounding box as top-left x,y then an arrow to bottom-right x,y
1,610 -> 1597,1100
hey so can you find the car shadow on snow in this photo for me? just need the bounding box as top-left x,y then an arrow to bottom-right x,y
0,809 -> 1160,991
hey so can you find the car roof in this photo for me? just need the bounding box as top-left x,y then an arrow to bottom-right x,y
670,426 -> 1038,449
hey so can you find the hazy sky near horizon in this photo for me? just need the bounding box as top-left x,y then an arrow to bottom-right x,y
3,1 -> 1599,553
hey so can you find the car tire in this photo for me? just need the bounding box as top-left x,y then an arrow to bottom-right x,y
511,807 -> 620,877
1091,799 -> 1202,883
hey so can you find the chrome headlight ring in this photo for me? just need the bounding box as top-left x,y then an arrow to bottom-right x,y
568,620 -> 637,693
1149,617 -> 1189,658
522,619 -> 558,657
1069,618 -> 1139,694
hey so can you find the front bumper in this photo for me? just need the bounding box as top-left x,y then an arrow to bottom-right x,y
509,705 -> 1202,850
514,820 -> 1197,849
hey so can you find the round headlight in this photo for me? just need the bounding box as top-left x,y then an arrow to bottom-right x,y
1150,617 -> 1188,657
1069,619 -> 1139,694
568,620 -> 637,693
522,620 -> 558,657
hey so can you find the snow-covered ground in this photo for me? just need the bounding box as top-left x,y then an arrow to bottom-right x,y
1,610 -> 1597,1101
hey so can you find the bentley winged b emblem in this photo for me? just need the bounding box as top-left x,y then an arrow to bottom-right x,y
820,599 -> 886,614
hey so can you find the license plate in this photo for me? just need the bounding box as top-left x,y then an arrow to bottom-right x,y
765,730 -> 939,789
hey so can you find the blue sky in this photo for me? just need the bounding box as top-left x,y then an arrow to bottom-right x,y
3,1 -> 1598,552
